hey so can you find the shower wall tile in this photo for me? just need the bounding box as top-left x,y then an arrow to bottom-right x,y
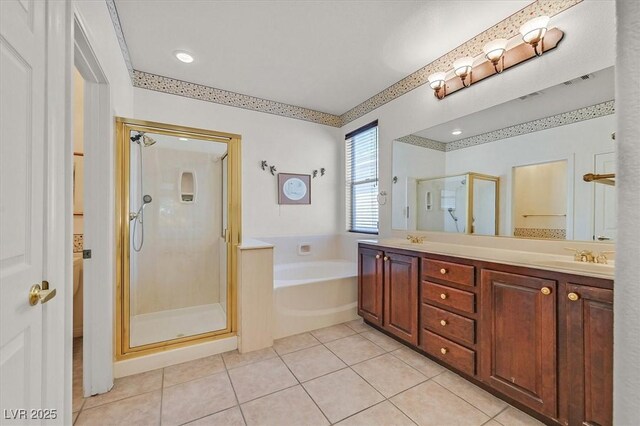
132,147 -> 224,315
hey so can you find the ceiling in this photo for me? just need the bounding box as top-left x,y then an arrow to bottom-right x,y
114,0 -> 531,115
415,66 -> 615,143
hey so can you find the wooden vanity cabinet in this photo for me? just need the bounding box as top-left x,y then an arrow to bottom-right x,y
357,247 -> 419,344
480,269 -> 558,418
565,283 -> 613,426
383,252 -> 419,345
357,247 -> 384,326
357,243 -> 614,426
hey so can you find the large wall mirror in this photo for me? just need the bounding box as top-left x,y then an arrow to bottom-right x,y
392,66 -> 615,242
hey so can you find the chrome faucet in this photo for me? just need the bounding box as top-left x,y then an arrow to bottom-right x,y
407,235 -> 425,244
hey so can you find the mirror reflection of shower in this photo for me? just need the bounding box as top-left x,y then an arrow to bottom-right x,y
445,178 -> 466,233
130,131 -> 156,252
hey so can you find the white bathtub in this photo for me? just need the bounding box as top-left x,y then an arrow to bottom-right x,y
273,260 -> 359,339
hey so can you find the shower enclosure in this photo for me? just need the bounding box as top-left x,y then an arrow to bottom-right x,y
116,118 -> 241,358
415,172 -> 499,235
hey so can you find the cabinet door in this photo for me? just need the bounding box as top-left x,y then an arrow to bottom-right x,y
358,248 -> 384,325
480,270 -> 557,417
566,284 -> 613,426
383,252 -> 419,345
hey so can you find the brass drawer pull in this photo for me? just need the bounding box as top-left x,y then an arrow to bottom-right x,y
440,293 -> 448,300
440,347 -> 448,355
440,320 -> 447,326
440,268 -> 448,275
568,292 -> 580,301
541,287 -> 552,296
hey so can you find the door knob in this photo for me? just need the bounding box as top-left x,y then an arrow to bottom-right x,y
568,292 -> 580,301
383,256 -> 389,261
540,287 -> 551,296
375,254 -> 381,259
29,282 -> 57,306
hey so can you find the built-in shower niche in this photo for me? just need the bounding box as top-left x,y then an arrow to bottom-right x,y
180,170 -> 196,203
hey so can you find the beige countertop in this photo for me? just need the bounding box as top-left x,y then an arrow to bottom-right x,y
359,238 -> 614,280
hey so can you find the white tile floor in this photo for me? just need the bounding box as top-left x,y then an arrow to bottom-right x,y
72,319 -> 545,425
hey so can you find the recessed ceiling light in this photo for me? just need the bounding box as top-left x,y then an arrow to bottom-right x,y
174,51 -> 194,63
451,129 -> 463,136
179,137 -> 188,141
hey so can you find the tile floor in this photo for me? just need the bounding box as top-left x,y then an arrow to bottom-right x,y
72,319 -> 545,425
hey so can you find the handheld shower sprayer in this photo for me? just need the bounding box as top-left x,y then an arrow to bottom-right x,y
131,194 -> 153,252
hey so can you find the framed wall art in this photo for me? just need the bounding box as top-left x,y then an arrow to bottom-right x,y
278,173 -> 311,205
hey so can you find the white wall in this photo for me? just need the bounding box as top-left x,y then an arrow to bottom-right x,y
391,142 -> 445,230
133,88 -> 342,239
339,1 -> 616,240
614,0 -> 640,422
445,114 -> 615,240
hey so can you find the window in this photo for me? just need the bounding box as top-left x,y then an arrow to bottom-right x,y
345,120 -> 379,234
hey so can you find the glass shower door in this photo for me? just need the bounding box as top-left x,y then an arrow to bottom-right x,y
127,130 -> 229,348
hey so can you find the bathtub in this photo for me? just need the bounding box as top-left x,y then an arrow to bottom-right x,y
273,260 -> 359,339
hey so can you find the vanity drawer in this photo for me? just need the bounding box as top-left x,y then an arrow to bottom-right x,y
422,281 -> 475,314
421,330 -> 475,376
422,304 -> 475,346
423,259 -> 475,287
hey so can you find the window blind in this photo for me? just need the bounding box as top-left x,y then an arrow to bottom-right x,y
345,120 -> 379,234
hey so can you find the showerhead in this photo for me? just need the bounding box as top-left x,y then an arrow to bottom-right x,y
141,134 -> 156,147
142,194 -> 152,204
130,131 -> 157,147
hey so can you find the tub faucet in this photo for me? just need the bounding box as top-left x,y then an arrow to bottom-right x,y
407,235 -> 425,244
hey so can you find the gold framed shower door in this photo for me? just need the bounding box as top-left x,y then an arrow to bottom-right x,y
115,117 -> 241,360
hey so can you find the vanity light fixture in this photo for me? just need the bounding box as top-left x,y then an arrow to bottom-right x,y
519,16 -> 550,56
427,17 -> 563,101
174,50 -> 194,63
483,38 -> 508,73
428,72 -> 447,99
453,57 -> 474,87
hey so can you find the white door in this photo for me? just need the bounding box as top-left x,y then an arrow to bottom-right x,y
593,152 -> 616,241
1,0 -> 54,422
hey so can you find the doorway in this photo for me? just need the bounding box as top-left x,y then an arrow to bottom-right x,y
72,66 -> 86,414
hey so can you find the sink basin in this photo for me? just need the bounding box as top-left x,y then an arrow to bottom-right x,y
535,259 -> 614,274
